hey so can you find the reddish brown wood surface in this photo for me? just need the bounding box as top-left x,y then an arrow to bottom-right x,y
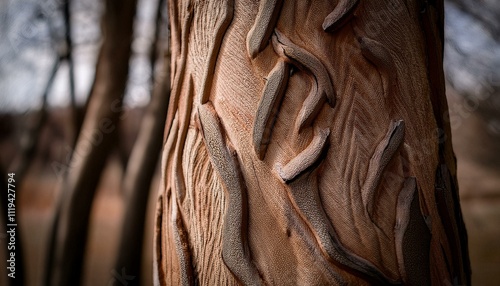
154,1 -> 470,284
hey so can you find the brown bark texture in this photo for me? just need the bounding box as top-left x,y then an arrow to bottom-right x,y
154,0 -> 470,285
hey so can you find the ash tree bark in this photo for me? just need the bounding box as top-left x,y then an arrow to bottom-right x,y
154,0 -> 470,285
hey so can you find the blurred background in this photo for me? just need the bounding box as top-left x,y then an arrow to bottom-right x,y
0,0 -> 168,285
0,0 -> 498,285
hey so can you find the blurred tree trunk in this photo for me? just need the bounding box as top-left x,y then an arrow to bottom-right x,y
113,3 -> 170,283
113,54 -> 170,286
0,169 -> 24,286
154,0 -> 470,285
45,0 -> 138,285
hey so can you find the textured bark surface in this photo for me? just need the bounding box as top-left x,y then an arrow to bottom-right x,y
155,0 -> 470,285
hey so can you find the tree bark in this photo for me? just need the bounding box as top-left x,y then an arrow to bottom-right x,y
45,0 -> 137,285
155,0 -> 470,285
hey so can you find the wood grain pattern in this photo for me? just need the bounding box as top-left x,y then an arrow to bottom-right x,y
172,77 -> 193,202
155,0 -> 470,284
171,197 -> 194,285
358,36 -> 398,98
286,170 -> 398,285
323,0 -> 360,32
363,120 -> 405,218
394,177 -> 415,281
197,1 -> 234,104
276,128 -> 329,182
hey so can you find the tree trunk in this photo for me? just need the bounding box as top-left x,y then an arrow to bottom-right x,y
113,42 -> 171,286
154,0 -> 470,285
45,0 -> 137,285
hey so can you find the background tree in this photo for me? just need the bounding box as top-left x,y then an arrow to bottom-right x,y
45,0 -> 138,284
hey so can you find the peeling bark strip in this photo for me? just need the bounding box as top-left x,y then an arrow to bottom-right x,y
158,0 -> 470,284
287,175 -> 396,285
272,30 -> 336,131
253,59 -> 289,159
276,128 -> 330,182
198,1 -> 234,104
163,6 -> 191,140
246,0 -> 284,58
172,199 -> 194,285
358,36 -> 398,98
173,77 -> 194,203
323,0 -> 360,32
395,177 -> 431,285
197,103 -> 262,285
286,176 -> 347,285
363,120 -> 405,217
